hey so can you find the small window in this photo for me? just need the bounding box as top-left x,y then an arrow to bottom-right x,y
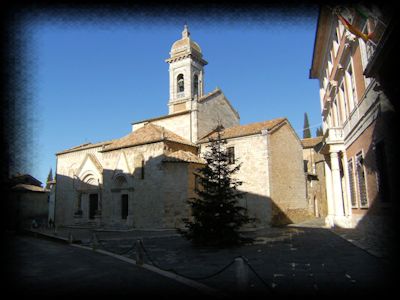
193,74 -> 199,96
141,159 -> 145,179
346,62 -> 357,109
339,81 -> 349,120
356,152 -> 368,208
348,158 -> 357,208
227,147 -> 235,164
303,160 -> 309,173
177,74 -> 184,93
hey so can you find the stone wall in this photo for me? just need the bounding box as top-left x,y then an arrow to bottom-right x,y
132,113 -> 192,142
303,146 -> 328,218
269,123 -> 308,225
161,162 -> 190,228
199,133 -> 271,228
55,146 -> 105,226
10,191 -> 49,228
55,141 -> 197,229
197,92 -> 239,139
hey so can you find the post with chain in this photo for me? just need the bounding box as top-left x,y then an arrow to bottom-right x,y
68,231 -> 73,244
235,257 -> 249,293
136,239 -> 144,266
92,232 -> 98,251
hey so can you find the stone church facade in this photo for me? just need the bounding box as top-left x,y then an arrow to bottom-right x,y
55,26 -> 308,229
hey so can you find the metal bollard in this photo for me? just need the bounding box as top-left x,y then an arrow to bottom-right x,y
235,257 -> 249,292
92,232 -> 98,251
135,239 -> 144,266
68,232 -> 73,244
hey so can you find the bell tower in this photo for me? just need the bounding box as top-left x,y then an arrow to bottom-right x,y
165,25 -> 208,114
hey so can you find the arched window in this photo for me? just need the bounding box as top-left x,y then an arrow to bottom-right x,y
193,74 -> 199,96
114,174 -> 128,188
81,173 -> 98,190
177,74 -> 184,93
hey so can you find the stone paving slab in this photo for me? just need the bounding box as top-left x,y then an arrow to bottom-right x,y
30,225 -> 396,296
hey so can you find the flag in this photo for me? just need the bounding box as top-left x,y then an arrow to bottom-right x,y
336,12 -> 372,42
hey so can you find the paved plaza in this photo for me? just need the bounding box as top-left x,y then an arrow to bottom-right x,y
8,219 -> 396,297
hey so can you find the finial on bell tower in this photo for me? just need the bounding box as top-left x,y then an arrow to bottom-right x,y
182,23 -> 190,38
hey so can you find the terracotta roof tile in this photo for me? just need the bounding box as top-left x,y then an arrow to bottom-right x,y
197,88 -> 221,103
57,140 -> 114,155
12,184 -> 49,193
131,110 -> 190,125
198,118 -> 286,143
163,150 -> 206,164
102,123 -> 196,152
301,136 -> 323,148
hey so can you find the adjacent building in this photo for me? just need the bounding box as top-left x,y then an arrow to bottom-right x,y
9,173 -> 50,229
309,5 -> 395,228
302,136 -> 327,219
198,118 -> 308,227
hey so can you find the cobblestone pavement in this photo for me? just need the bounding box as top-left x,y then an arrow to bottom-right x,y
28,222 -> 396,297
6,234 -> 205,297
288,218 -> 396,260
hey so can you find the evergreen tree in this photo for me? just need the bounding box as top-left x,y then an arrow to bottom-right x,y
45,168 -> 53,189
316,126 -> 323,137
180,126 -> 254,247
303,112 -> 311,138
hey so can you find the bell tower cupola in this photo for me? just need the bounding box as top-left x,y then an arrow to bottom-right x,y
166,25 -> 207,114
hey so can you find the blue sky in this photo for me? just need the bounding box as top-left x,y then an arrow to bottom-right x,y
20,9 -> 321,185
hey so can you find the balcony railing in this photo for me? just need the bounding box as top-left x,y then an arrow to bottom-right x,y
324,127 -> 344,144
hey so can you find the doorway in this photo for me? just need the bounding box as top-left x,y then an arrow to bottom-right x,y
121,194 -> 128,220
89,194 -> 98,219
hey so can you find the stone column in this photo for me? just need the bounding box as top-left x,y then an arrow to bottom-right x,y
95,183 -> 102,227
324,158 -> 334,227
330,151 -> 345,218
97,180 -> 102,213
341,152 -> 352,218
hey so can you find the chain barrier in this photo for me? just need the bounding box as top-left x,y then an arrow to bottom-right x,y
98,240 -> 136,256
86,233 -> 274,292
139,238 -> 237,280
244,259 -> 274,292
138,239 -> 274,292
89,232 -> 136,256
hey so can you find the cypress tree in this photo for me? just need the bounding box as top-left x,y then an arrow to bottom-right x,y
303,112 -> 311,138
316,126 -> 323,137
45,168 -> 53,189
180,126 -> 254,247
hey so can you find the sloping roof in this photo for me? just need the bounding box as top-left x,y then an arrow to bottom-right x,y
11,184 -> 49,193
162,150 -> 206,164
57,140 -> 114,155
10,173 -> 42,187
197,88 -> 222,103
102,123 -> 196,152
197,88 -> 240,120
131,110 -> 190,125
197,118 -> 286,143
301,136 -> 324,148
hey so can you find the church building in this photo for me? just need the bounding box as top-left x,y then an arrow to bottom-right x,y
54,26 -> 308,229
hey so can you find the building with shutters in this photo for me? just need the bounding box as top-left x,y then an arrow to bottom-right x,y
309,5 -> 396,228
